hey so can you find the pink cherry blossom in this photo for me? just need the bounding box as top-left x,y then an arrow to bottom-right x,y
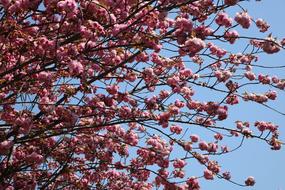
68,60 -> 84,75
170,125 -> 183,134
187,177 -> 200,189
256,18 -> 270,32
190,134 -> 200,143
199,141 -> 209,151
245,176 -> 255,186
262,37 -> 281,54
235,12 -> 251,29
224,30 -> 239,44
184,37 -> 206,56
215,12 -> 233,28
173,159 -> 187,168
0,140 -> 13,155
204,169 -> 214,180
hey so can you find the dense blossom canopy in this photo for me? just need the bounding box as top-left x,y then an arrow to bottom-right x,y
0,0 -> 284,189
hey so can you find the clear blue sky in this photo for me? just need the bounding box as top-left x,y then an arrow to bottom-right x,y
198,1 -> 285,190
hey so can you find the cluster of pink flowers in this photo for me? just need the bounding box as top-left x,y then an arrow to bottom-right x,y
248,37 -> 280,56
173,159 -> 187,169
254,121 -> 278,132
216,12 -> 233,27
214,70 -> 232,82
14,114 -> 33,135
37,71 -> 52,83
258,74 -> 271,84
183,37 -> 206,56
0,140 -> 13,155
179,69 -> 193,79
243,90 -> 277,103
194,24 -> 214,39
198,141 -> 219,153
199,141 -> 208,151
224,30 -> 239,44
106,85 -> 119,95
256,18 -> 270,32
235,12 -> 251,29
175,17 -> 193,32
204,169 -> 214,180
265,90 -> 277,100
236,120 -> 250,130
68,60 -> 84,75
186,177 -> 200,189
146,135 -> 172,157
57,0 -> 78,13
170,125 -> 183,134
269,137 -> 282,150
244,71 -> 256,81
118,106 -> 132,119
226,94 -> 239,105
207,42 -> 227,58
207,160 -> 221,174
190,134 -> 200,143
262,37 -> 281,54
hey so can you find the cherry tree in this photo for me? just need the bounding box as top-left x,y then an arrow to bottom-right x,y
0,0 -> 284,189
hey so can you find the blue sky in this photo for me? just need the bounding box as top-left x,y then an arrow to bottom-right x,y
198,1 -> 285,190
